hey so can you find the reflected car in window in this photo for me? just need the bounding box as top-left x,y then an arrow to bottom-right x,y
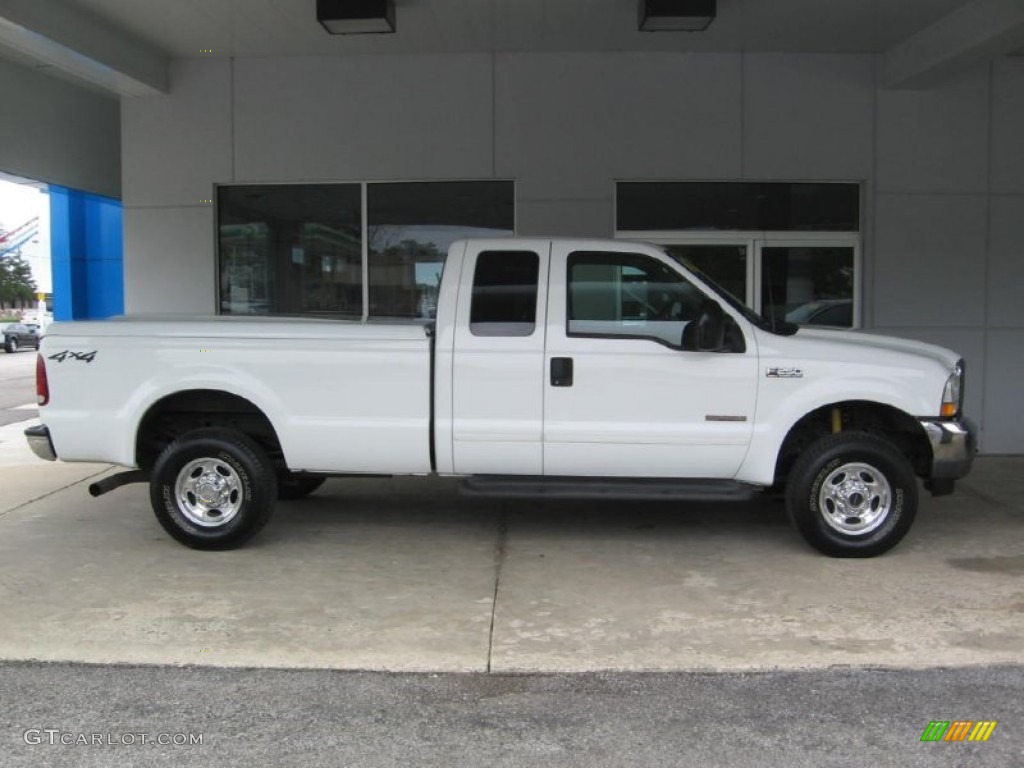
785,299 -> 853,328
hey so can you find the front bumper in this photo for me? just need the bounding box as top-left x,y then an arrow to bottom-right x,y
919,417 -> 976,482
24,424 -> 57,462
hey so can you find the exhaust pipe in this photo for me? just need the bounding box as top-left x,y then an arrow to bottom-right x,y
89,470 -> 147,497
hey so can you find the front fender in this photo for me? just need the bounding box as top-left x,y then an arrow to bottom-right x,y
737,377 -> 931,486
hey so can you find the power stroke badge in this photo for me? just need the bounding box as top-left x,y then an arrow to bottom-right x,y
766,366 -> 803,378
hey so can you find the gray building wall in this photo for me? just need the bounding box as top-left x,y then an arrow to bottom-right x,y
121,53 -> 1024,453
0,57 -> 121,199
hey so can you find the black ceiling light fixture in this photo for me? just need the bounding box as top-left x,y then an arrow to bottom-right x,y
317,0 -> 396,35
638,0 -> 716,32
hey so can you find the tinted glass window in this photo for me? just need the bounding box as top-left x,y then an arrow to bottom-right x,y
368,181 -> 514,318
568,251 -> 705,347
218,184 -> 362,317
764,246 -> 855,329
617,182 -> 859,232
469,251 -> 539,337
664,244 -> 747,303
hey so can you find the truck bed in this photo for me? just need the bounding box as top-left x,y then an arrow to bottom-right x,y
41,316 -> 434,473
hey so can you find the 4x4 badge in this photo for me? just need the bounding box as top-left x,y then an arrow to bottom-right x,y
49,350 -> 97,363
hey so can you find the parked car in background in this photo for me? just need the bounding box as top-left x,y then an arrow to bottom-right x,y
786,299 -> 853,328
4,323 -> 41,353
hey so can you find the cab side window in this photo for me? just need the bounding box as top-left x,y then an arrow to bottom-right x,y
469,251 -> 540,337
567,251 -> 704,347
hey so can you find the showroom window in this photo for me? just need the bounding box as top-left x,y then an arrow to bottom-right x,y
218,180 -> 514,319
616,182 -> 861,328
218,184 -> 362,317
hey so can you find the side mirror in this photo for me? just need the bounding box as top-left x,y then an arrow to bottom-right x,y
693,300 -> 725,351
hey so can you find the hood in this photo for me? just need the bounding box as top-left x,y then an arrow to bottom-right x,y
762,327 -> 961,372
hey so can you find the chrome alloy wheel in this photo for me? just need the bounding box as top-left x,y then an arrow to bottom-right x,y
818,462 -> 892,536
174,457 -> 243,527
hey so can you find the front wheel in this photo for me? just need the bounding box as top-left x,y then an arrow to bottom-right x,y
150,428 -> 278,550
785,431 -> 918,558
5,338 -> 18,353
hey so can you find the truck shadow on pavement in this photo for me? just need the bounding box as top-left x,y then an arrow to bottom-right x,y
264,478 -> 797,553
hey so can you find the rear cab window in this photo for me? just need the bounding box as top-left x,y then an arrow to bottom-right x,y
469,251 -> 540,337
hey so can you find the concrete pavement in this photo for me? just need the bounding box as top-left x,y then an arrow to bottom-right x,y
0,414 -> 1021,673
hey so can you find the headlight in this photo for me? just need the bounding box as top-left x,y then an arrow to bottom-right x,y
940,360 -> 964,418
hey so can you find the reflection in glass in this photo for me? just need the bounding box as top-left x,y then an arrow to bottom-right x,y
664,244 -> 747,303
568,251 -> 704,347
761,246 -> 855,328
218,184 -> 362,316
368,181 -> 514,318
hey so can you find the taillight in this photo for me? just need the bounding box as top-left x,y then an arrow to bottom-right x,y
36,354 -> 49,406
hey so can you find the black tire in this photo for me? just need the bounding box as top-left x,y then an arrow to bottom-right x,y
277,474 -> 326,500
5,338 -> 17,353
785,431 -> 918,558
149,428 -> 278,550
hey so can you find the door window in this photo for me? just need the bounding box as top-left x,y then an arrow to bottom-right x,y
567,251 -> 705,348
469,251 -> 540,337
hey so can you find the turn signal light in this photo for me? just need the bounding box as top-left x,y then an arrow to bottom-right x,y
940,402 -> 957,418
36,354 -> 49,406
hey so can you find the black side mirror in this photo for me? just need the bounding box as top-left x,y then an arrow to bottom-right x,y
693,300 -> 725,351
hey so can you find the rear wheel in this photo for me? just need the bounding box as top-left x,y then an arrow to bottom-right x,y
150,428 -> 277,549
785,431 -> 918,558
5,337 -> 18,353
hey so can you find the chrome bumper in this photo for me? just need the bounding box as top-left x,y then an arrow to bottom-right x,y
920,417 -> 976,482
24,424 -> 57,462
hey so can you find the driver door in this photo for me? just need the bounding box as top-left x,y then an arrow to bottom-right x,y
543,244 -> 758,478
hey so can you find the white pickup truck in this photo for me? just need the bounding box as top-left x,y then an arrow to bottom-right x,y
26,238 -> 974,557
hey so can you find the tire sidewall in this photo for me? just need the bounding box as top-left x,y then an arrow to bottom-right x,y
788,434 -> 918,557
151,431 -> 276,549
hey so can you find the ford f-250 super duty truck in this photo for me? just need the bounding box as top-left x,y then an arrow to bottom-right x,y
25,238 -> 975,557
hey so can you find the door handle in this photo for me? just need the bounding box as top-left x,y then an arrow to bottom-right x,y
550,357 -> 573,387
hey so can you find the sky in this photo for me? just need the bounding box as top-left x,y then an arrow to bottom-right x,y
0,179 -> 44,232
0,178 -> 52,294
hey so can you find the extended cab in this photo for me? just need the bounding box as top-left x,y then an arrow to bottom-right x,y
26,238 -> 975,556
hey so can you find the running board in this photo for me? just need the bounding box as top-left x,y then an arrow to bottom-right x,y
460,476 -> 759,502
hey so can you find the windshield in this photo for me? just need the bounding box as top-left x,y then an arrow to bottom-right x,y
662,249 -> 799,336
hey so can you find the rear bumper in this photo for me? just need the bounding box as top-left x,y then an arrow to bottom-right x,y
24,424 -> 57,462
919,417 -> 976,482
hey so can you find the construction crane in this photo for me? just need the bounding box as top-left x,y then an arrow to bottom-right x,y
0,217 -> 40,259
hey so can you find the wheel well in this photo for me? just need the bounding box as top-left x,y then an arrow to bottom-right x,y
774,401 -> 931,485
135,390 -> 284,472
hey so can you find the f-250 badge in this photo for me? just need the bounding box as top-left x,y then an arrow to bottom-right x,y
49,350 -> 97,363
766,366 -> 803,378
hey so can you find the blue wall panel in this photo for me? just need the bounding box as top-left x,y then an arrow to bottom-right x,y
50,186 -> 123,320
